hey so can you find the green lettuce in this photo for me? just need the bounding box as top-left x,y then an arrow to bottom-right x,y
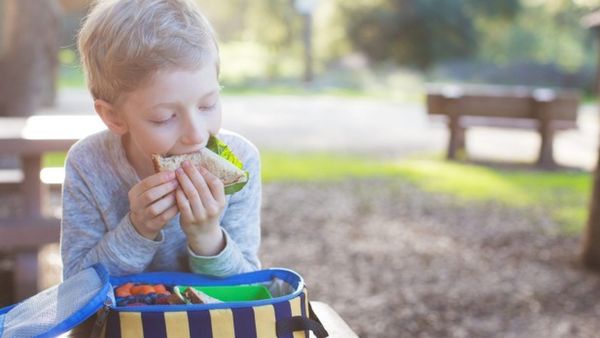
206,135 -> 249,195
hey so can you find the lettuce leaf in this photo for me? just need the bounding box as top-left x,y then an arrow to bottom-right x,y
207,135 -> 249,194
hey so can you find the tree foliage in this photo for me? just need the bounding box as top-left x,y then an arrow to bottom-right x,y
199,0 -> 597,81
477,0 -> 596,71
340,0 -> 521,69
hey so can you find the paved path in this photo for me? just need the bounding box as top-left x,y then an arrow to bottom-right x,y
39,89 -> 599,171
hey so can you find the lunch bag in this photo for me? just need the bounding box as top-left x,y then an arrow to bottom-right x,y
0,264 -> 328,338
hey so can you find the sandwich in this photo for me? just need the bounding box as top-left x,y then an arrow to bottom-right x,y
182,287 -> 222,304
152,136 -> 249,195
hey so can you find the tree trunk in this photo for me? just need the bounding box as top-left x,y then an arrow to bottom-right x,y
581,30 -> 600,270
0,0 -> 61,116
583,157 -> 600,270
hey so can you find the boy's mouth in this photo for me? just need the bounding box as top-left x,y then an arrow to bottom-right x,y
166,144 -> 208,157
166,149 -> 202,157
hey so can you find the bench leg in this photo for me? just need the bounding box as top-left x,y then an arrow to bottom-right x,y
537,122 -> 556,169
447,114 -> 465,160
457,126 -> 466,153
13,250 -> 38,301
447,138 -> 456,160
535,99 -> 558,169
538,139 -> 555,169
22,155 -> 46,216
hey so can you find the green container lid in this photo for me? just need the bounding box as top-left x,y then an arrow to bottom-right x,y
175,284 -> 272,302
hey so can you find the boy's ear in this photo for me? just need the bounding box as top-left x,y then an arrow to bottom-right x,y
94,99 -> 128,135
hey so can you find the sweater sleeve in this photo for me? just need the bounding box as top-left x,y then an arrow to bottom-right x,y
60,155 -> 164,279
188,143 -> 262,276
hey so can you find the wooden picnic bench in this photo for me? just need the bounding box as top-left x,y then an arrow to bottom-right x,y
311,301 -> 358,337
426,84 -> 581,168
0,115 -> 105,301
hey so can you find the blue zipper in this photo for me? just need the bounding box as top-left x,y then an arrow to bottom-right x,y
90,298 -> 112,338
109,268 -> 304,312
109,268 -> 303,288
114,286 -> 304,312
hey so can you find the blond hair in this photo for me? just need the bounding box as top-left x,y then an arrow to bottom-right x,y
78,0 -> 219,104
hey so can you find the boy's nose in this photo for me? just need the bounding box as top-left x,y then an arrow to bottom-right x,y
181,118 -> 206,146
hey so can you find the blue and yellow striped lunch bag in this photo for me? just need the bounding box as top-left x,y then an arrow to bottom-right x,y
96,267 -> 328,338
0,264 -> 328,338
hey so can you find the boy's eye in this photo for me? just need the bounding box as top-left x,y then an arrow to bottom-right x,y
199,102 -> 217,111
151,114 -> 175,125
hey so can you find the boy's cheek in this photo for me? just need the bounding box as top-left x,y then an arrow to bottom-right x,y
207,102 -> 223,133
140,134 -> 179,156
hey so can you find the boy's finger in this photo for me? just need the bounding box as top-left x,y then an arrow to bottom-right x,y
130,171 -> 175,198
145,191 -> 176,218
148,204 -> 179,228
132,179 -> 178,210
175,187 -> 193,222
183,161 -> 214,208
201,166 -> 226,207
177,163 -> 208,221
176,166 -> 201,205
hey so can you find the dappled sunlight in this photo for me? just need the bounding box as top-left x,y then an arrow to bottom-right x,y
260,152 -> 591,233
391,158 -> 531,204
391,158 -> 592,233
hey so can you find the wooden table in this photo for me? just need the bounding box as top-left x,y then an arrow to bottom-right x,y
0,115 -> 105,300
61,301 -> 358,337
311,301 -> 359,338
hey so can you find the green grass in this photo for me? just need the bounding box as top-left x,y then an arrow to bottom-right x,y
260,152 -> 401,181
55,44 -> 423,101
44,152 -> 68,167
220,84 -> 368,98
262,153 -> 592,234
44,151 -> 592,234
55,65 -> 398,99
389,159 -> 591,234
55,65 -> 419,101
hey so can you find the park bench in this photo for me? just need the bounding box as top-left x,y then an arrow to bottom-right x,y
0,115 -> 104,301
426,84 -> 581,168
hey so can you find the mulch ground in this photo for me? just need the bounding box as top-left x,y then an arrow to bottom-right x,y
260,179 -> 600,338
4,178 -> 600,337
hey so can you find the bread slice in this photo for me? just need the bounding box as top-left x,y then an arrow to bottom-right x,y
152,148 -> 247,186
183,287 -> 222,304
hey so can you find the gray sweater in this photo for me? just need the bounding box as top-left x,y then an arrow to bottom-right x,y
60,129 -> 261,280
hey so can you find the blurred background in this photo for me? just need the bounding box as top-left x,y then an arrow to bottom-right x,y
2,0 -> 600,337
41,0 -> 588,95
53,0 -> 598,99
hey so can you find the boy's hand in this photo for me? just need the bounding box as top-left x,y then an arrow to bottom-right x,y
128,171 -> 179,240
175,160 -> 226,256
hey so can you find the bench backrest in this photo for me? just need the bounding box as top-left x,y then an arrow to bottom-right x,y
426,85 -> 580,121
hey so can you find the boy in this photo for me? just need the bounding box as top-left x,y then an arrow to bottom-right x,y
61,0 -> 261,280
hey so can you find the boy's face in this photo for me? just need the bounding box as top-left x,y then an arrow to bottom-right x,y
116,64 -> 222,170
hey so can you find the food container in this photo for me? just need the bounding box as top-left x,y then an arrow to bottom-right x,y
174,284 -> 272,302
